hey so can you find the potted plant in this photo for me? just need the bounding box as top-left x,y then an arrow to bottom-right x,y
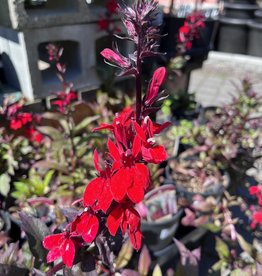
159,0 -> 218,63
137,184 -> 183,252
166,152 -> 228,205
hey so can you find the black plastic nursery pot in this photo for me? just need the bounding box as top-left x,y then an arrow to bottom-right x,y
248,20 -> 262,57
164,159 -> 229,204
223,2 -> 258,19
175,181 -> 225,205
159,15 -> 185,59
254,10 -> 262,23
25,0 -> 47,8
217,17 -> 248,54
159,16 -> 217,62
141,185 -> 183,252
224,0 -> 257,4
171,99 -> 203,121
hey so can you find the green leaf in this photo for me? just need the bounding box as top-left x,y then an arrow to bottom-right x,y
13,181 -> 30,193
19,212 -> 50,262
33,160 -> 67,173
138,246 -> 151,276
115,240 -> 134,269
0,174 -> 11,197
37,126 -> 64,140
43,170 -> 55,188
152,265 -> 162,276
237,234 -> 252,255
73,115 -> 100,135
41,111 -> 65,121
202,223 -> 221,233
11,191 -> 25,200
211,260 -> 226,271
231,268 -> 250,276
215,237 -> 231,260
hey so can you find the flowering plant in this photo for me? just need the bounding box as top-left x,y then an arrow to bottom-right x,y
32,0 -> 172,273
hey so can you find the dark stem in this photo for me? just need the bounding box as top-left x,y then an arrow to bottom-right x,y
169,0 -> 175,15
135,32 -> 142,124
66,112 -> 78,197
47,262 -> 64,276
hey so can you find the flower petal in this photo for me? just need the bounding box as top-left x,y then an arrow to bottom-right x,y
93,149 -> 101,173
129,229 -> 142,251
61,238 -> 75,268
134,122 -> 147,142
143,145 -> 168,164
108,138 -> 121,162
107,206 -> 124,236
46,247 -> 61,263
132,135 -> 141,159
101,48 -> 131,69
127,164 -> 150,203
111,168 -> 131,202
43,233 -> 64,250
84,177 -> 103,208
72,212 -> 99,243
145,67 -> 167,106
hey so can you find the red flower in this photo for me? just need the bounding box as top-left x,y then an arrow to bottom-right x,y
251,211 -> 262,229
101,48 -> 131,69
52,90 -> 78,113
10,113 -> 32,130
98,18 -> 110,30
106,0 -> 118,15
178,11 -> 205,51
144,67 -> 167,107
25,127 -> 44,144
84,150 -> 114,212
71,211 -> 99,243
10,118 -> 23,130
43,232 -> 76,268
94,107 -> 135,151
107,204 -> 142,250
249,186 -> 260,195
134,117 -> 168,164
108,138 -> 150,204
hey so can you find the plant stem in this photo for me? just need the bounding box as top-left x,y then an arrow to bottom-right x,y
135,32 -> 142,124
169,0 -> 175,15
47,262 -> 64,276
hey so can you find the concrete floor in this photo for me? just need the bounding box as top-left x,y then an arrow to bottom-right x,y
188,51 -> 262,107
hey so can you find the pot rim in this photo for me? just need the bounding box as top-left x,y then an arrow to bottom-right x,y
141,208 -> 183,227
224,2 -> 258,10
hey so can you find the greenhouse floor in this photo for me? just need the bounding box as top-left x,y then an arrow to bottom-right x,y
189,51 -> 262,107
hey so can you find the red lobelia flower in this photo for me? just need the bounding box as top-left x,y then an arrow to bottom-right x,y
101,48 -> 131,70
25,126 -> 44,144
249,186 -> 261,196
106,0 -> 118,15
98,18 -> 110,30
71,211 -> 99,243
144,67 -> 168,107
43,231 -> 76,268
10,113 -> 32,130
52,90 -> 78,113
84,150 -> 114,213
251,211 -> 262,229
93,107 -> 135,151
134,117 -> 169,164
108,138 -> 150,204
107,203 -> 142,250
178,11 -> 205,51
